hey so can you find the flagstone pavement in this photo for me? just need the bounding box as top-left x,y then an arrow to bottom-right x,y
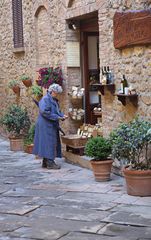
0,136 -> 151,240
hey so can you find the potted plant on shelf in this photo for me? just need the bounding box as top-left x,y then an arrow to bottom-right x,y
31,85 -> 43,102
109,117 -> 151,196
37,66 -> 64,89
8,80 -> 20,96
0,104 -> 31,151
20,74 -> 32,87
84,136 -> 113,181
24,123 -> 35,154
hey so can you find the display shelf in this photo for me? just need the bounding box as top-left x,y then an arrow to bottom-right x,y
117,94 -> 138,106
91,84 -> 115,95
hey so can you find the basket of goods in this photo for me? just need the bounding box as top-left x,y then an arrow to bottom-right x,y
61,134 -> 88,147
68,108 -> 85,121
79,124 -> 103,138
93,106 -> 102,116
68,86 -> 84,107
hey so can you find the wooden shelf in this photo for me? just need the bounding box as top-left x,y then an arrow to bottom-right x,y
117,94 -> 138,106
91,84 -> 115,95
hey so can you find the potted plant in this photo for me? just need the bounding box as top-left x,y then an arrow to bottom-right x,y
84,136 -> 113,181
31,85 -> 43,101
8,80 -> 20,96
24,123 -> 35,154
0,104 -> 31,151
110,117 -> 151,196
20,74 -> 32,87
37,66 -> 64,89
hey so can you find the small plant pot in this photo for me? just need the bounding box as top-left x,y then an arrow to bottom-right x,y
9,137 -> 24,151
123,168 -> 151,196
25,144 -> 34,154
12,86 -> 20,96
90,159 -> 113,182
22,79 -> 32,87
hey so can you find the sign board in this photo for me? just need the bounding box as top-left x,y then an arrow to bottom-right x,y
66,41 -> 80,67
113,10 -> 151,49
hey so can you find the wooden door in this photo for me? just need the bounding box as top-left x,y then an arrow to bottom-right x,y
82,32 -> 101,124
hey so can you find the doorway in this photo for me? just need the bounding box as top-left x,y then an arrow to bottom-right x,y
80,16 -> 101,124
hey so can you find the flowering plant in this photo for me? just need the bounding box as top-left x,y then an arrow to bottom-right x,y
37,66 -> 64,89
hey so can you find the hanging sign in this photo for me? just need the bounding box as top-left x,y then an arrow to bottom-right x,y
113,9 -> 151,49
66,41 -> 80,67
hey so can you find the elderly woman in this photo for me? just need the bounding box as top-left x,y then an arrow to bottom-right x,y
33,83 -> 67,169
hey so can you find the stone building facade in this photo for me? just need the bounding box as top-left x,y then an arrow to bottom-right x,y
0,0 -> 151,136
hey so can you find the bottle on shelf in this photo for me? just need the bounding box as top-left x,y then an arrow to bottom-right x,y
106,66 -> 113,84
123,75 -> 128,94
101,67 -> 107,85
120,75 -> 128,94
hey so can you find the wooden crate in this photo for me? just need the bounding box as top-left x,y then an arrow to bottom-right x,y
61,134 -> 88,147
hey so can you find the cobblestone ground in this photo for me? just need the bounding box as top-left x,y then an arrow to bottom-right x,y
0,137 -> 151,240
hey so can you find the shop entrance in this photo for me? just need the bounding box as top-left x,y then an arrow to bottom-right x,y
80,15 -> 101,125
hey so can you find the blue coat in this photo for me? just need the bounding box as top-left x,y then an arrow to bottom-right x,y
33,92 -> 64,160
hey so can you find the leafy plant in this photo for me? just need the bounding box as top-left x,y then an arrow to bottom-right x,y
24,123 -> 35,145
109,117 -> 151,170
31,85 -> 43,97
37,66 -> 64,89
8,80 -> 20,88
85,136 -> 112,160
0,104 -> 31,137
20,75 -> 30,81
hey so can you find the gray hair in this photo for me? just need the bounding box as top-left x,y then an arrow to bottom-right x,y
48,83 -> 63,93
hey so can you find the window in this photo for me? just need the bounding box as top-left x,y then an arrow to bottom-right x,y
12,0 -> 24,48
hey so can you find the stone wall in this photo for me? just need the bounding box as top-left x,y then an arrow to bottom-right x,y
97,0 -> 151,135
0,0 -> 151,137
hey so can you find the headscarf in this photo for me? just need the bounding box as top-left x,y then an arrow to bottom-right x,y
48,83 -> 63,93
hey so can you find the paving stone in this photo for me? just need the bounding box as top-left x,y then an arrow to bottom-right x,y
0,214 -> 28,232
103,211 -> 151,227
22,215 -> 105,234
113,194 -> 139,204
32,197 -> 117,211
111,204 -> 151,219
58,232 -> 128,240
0,201 -> 40,215
98,223 -> 151,239
26,205 -> 110,222
2,187 -> 66,198
10,226 -> 67,240
57,191 -> 121,204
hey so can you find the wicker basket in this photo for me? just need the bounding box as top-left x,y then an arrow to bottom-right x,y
70,96 -> 83,107
61,134 -> 88,147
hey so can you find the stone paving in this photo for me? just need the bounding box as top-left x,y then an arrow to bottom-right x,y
0,137 -> 151,240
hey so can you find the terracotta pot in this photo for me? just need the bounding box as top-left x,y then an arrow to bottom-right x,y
12,86 -> 20,96
25,144 -> 34,154
22,79 -> 32,87
90,159 -> 113,182
9,137 -> 24,151
123,168 -> 151,196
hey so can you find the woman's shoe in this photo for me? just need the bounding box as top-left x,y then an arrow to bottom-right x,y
46,160 -> 61,170
42,158 -> 47,168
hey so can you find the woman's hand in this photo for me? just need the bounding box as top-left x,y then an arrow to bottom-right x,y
60,115 -> 68,121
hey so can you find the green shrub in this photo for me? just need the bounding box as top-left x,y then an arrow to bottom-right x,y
109,117 -> 151,170
0,104 -> 31,137
20,75 -> 30,81
31,85 -> 43,97
8,80 -> 20,88
85,136 -> 112,160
